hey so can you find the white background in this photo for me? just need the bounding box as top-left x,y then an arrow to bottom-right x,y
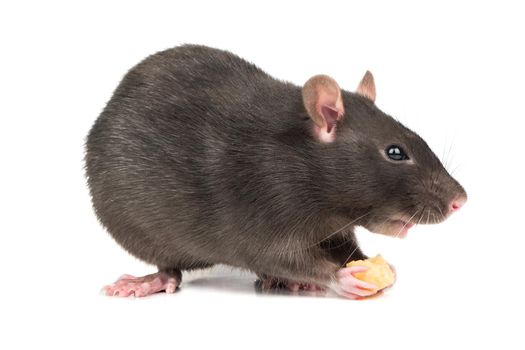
1,1 -> 524,349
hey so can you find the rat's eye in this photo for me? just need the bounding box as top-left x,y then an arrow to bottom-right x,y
385,145 -> 409,161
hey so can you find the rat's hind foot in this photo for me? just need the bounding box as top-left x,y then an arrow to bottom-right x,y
258,275 -> 325,293
102,271 -> 180,297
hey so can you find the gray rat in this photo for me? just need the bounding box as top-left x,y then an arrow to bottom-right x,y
85,44 -> 467,299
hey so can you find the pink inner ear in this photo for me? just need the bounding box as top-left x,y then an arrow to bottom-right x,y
321,105 -> 340,133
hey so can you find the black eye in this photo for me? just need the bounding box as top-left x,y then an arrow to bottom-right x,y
386,145 -> 409,161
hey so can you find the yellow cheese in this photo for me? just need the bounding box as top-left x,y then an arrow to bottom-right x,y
346,255 -> 395,291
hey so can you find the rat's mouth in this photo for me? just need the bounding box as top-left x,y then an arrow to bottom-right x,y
363,202 -> 458,238
388,220 -> 414,238
364,218 -> 416,239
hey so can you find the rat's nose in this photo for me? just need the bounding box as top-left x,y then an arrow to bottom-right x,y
449,196 -> 467,212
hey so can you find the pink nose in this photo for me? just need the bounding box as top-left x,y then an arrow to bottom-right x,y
450,196 -> 467,212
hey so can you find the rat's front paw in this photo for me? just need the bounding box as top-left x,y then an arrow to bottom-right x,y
332,266 -> 379,299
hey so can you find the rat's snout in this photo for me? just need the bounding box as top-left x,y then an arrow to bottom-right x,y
449,194 -> 467,214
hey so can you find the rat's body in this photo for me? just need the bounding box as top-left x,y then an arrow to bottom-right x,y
86,45 -> 466,298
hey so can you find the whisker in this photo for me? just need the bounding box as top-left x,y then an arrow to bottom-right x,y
290,212 -> 371,253
342,241 -> 370,266
444,134 -> 456,172
392,210 -> 420,239
376,215 -> 395,233
340,216 -> 397,266
450,163 -> 463,177
441,140 -> 448,167
432,164 -> 441,193
416,206 -> 426,226
436,206 -> 444,219
342,209 -> 420,266
323,238 -> 352,251
339,213 -> 391,263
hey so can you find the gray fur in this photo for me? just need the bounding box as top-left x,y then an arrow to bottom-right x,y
85,44 -> 466,287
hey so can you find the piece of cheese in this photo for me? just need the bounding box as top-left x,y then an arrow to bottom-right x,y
346,254 -> 395,291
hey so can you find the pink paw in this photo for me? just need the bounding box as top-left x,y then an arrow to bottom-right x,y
102,272 -> 179,297
333,266 -> 378,300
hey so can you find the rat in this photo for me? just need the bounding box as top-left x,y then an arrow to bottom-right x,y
85,44 -> 467,299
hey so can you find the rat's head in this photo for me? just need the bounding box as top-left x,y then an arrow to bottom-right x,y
302,72 -> 467,238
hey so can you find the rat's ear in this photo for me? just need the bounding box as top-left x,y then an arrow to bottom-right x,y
356,71 -> 376,103
302,75 -> 345,143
